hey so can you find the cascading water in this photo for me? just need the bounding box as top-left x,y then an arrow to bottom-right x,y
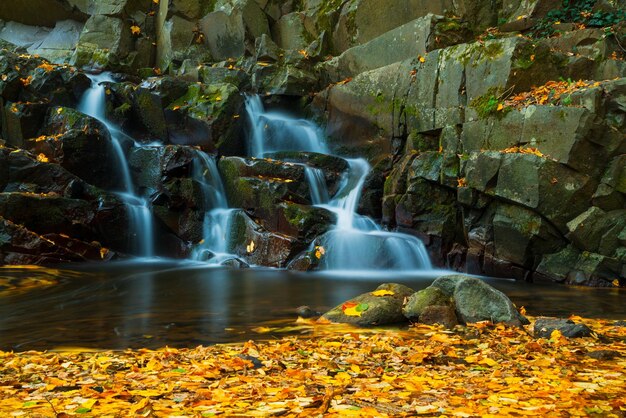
304,167 -> 330,206
78,74 -> 154,257
245,95 -> 330,157
245,96 -> 432,272
190,150 -> 238,263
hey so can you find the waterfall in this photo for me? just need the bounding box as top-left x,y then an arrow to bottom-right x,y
190,150 -> 238,263
245,95 -> 330,158
304,166 -> 330,205
78,74 -> 154,257
244,96 -> 432,272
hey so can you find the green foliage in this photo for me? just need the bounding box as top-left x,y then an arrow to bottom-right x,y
531,0 -> 626,38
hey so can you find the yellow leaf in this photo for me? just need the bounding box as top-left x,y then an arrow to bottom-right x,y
36,63 -> 55,72
81,399 -> 97,409
371,289 -> 394,297
343,306 -> 362,317
418,55 -> 426,63
246,240 -> 255,253
550,329 -> 563,340
519,306 -> 527,315
612,279 -> 620,287
36,153 -> 49,163
314,245 -> 325,259
99,247 -> 109,259
252,326 -> 272,334
496,103 -> 504,111
131,25 -> 141,35
479,357 -> 498,367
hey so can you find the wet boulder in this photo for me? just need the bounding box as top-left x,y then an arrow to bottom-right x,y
536,245 -> 623,287
216,155 -> 336,248
264,151 -> 348,197
322,283 -> 415,326
35,106 -> 121,190
1,101 -> 48,148
219,156 -> 311,213
534,318 -> 593,339
0,216 -> 86,265
71,15 -> 132,71
0,192 -> 95,239
165,82 -> 244,153
127,145 -> 215,244
199,8 -> 246,61
227,210 -> 297,268
431,274 -> 529,326
402,286 -> 452,321
567,207 -> 626,258
0,147 -> 92,197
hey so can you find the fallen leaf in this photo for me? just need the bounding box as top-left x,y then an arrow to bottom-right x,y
371,290 -> 395,297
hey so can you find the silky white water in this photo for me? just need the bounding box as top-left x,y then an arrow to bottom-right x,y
245,95 -> 330,158
190,150 -> 239,263
78,73 -> 154,257
244,96 -> 432,271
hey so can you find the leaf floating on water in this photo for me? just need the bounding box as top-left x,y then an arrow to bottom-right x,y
252,326 -> 272,334
371,290 -> 394,297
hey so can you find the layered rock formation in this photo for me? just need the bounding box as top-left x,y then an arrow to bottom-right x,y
1,0 -> 625,286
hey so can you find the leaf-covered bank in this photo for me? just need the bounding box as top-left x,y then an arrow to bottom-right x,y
1,317 -> 624,417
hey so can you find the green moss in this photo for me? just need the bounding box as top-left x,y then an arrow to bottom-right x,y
114,102 -> 131,116
229,212 -> 248,247
57,108 -> 83,128
483,42 -> 504,59
436,20 -> 463,32
470,87 -> 511,119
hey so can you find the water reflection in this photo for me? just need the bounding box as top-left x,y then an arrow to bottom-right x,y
0,262 -> 624,351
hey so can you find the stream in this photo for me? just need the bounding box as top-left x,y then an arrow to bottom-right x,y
0,262 -> 623,351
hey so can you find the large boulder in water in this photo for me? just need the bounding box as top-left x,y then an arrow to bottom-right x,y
322,283 -> 415,326
431,275 -> 529,326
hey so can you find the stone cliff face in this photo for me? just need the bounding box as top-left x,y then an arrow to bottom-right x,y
0,0 -> 625,286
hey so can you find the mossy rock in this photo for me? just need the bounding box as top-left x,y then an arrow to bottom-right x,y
322,283 -> 415,326
402,286 -> 452,321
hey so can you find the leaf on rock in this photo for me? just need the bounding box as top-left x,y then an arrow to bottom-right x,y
371,290 -> 395,297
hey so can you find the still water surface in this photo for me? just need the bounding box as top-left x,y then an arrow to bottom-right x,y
0,261 -> 624,351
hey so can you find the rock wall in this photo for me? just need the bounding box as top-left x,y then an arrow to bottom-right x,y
0,0 -> 625,285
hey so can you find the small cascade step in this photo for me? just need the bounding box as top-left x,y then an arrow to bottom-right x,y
244,95 -> 433,272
